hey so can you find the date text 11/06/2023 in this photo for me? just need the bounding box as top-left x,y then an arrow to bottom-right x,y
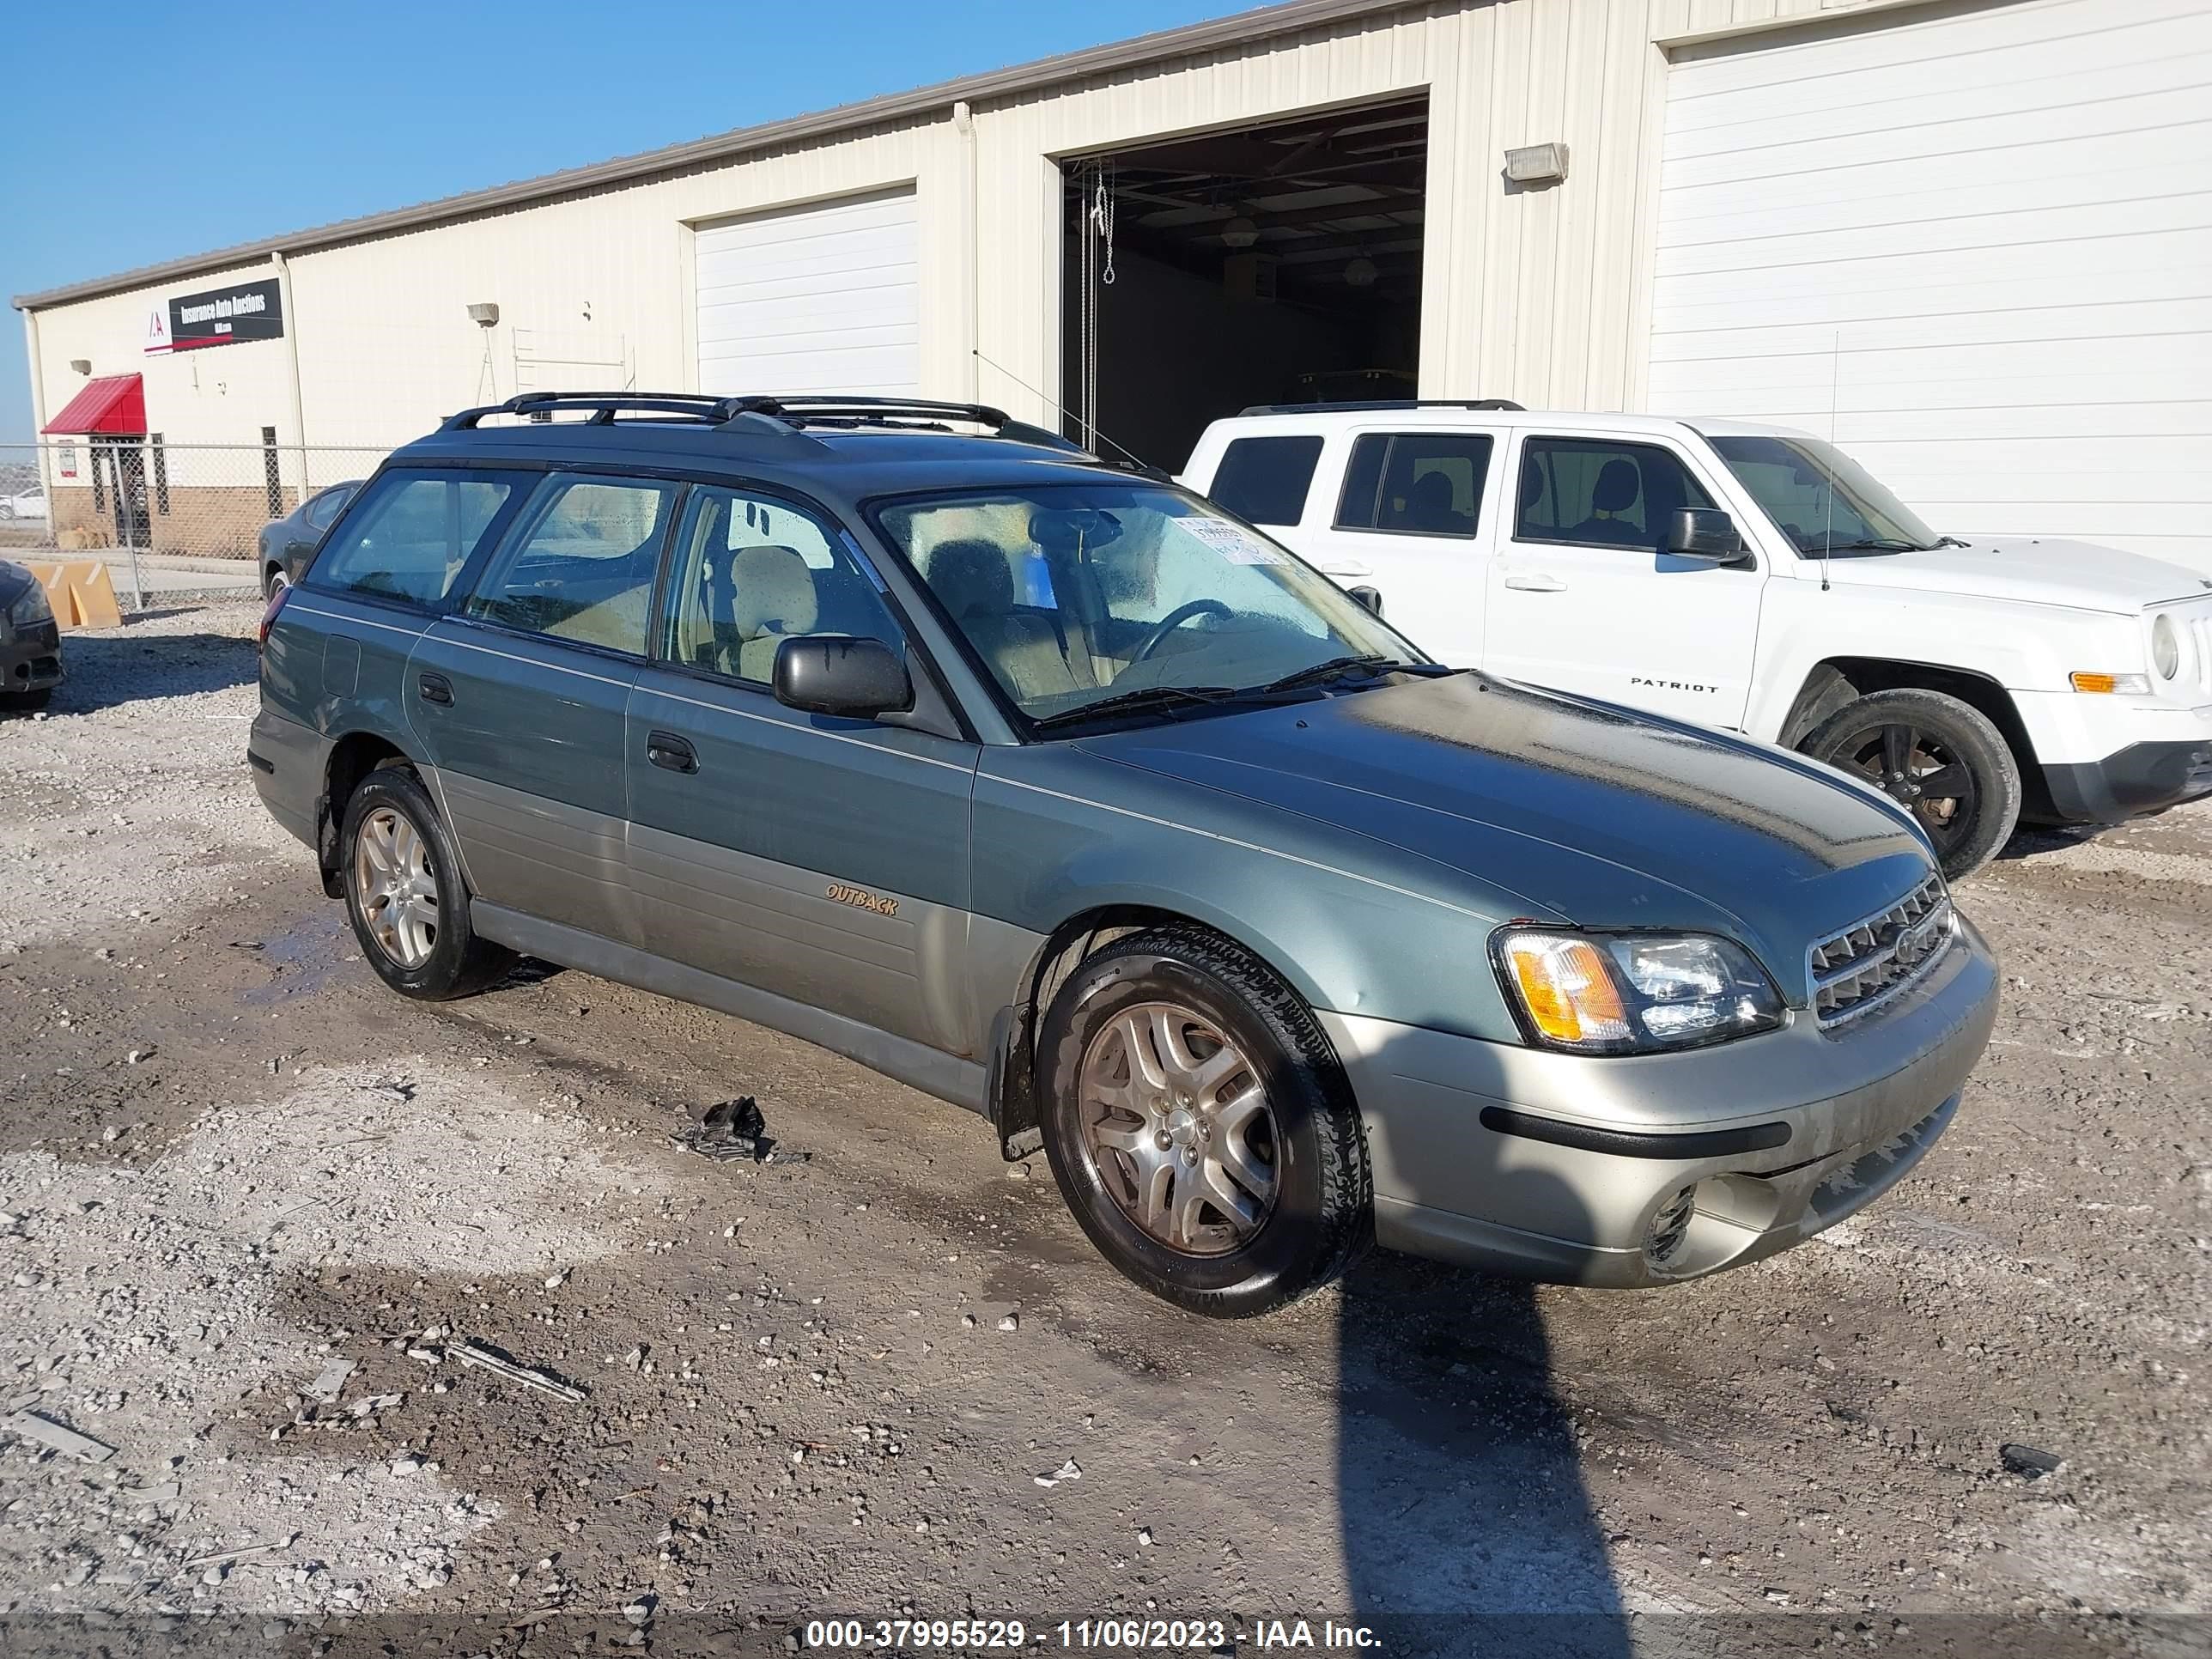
802,1618 -> 1382,1650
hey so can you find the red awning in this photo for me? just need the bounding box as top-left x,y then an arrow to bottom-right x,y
42,374 -> 146,435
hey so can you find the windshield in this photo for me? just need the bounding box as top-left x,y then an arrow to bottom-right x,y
1711,434 -> 1941,553
875,482 -> 1425,730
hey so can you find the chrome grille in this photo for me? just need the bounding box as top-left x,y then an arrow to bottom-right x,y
1808,873 -> 1955,1028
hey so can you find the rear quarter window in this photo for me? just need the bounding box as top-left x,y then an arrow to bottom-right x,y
310,469 -> 520,605
1206,434 -> 1324,527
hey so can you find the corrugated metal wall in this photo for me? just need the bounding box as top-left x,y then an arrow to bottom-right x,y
25,0 -> 1919,459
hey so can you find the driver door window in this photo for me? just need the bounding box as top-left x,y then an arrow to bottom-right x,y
1516,438 -> 1714,554
661,487 -> 902,685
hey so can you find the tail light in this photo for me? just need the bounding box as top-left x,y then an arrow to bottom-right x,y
258,581 -> 291,647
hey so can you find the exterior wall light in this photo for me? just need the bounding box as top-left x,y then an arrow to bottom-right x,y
467,302 -> 501,327
1504,143 -> 1569,185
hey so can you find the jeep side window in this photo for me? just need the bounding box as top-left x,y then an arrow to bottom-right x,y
463,475 -> 680,655
1209,435 -> 1323,526
1516,438 -> 1714,553
311,470 -> 518,605
661,486 -> 902,684
1334,433 -> 1493,538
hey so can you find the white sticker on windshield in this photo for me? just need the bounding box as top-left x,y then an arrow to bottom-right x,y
1174,515 -> 1290,566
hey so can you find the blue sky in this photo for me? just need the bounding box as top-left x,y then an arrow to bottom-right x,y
1,0 -> 1259,444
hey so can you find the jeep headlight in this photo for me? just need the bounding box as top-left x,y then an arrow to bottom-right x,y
2152,613 -> 2182,681
1493,928 -> 1784,1054
4,582 -> 50,627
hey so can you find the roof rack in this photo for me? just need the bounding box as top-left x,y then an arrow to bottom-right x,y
1235,398 -> 1527,416
439,391 -> 1091,455
441,392 -> 750,430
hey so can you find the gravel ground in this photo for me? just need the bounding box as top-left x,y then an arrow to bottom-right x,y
0,601 -> 2205,1656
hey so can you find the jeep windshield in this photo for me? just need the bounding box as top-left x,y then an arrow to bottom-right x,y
874,482 -> 1430,732
1711,434 -> 1944,554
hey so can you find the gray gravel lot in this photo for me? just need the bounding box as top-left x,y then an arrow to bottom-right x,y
0,601 -> 2205,1655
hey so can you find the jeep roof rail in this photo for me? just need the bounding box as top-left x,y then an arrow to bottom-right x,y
1234,398 -> 1527,416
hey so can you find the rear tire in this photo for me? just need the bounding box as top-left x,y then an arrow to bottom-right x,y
1801,687 -> 2021,881
1036,925 -> 1370,1318
339,766 -> 513,1000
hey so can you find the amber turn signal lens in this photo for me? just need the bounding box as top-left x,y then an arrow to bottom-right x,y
2069,671 -> 2150,695
1498,933 -> 1631,1048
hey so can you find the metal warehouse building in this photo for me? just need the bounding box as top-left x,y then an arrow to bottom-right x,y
14,0 -> 2210,570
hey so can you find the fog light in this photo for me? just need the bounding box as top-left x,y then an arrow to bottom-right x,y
1647,1184 -> 1698,1266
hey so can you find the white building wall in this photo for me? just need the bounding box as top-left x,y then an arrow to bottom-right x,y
21,0 -> 1945,464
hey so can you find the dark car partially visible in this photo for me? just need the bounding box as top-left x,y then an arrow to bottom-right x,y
258,481 -> 364,597
0,561 -> 64,712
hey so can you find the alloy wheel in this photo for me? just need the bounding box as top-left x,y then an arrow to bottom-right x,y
1077,1001 -> 1278,1255
353,805 -> 440,968
1823,720 -> 1980,859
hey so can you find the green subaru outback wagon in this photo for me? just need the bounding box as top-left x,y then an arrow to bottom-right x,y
252,393 -> 1998,1316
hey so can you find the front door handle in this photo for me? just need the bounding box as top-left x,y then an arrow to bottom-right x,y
1503,574 -> 1567,592
417,672 -> 453,706
647,731 -> 698,775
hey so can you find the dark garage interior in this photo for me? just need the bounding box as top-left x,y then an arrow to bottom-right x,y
1061,94 -> 1428,471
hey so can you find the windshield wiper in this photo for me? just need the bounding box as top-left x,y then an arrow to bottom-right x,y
1029,684 -> 1241,732
1811,537 -> 1924,554
1255,654 -> 1425,693
1932,535 -> 1972,549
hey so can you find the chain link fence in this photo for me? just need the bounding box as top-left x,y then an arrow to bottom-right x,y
0,441 -> 395,562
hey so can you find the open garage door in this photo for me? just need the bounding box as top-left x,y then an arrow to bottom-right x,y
1063,95 -> 1427,473
1647,0 -> 2212,566
696,190 -> 921,398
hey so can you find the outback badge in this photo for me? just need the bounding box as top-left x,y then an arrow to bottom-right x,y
826,882 -> 899,919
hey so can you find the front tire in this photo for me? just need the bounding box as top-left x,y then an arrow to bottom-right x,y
1801,687 -> 2021,881
1,688 -> 52,715
1036,925 -> 1370,1318
263,564 -> 289,600
339,767 -> 513,1000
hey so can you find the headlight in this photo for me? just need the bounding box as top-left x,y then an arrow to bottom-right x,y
1493,927 -> 1784,1055
2152,614 -> 2181,681
5,583 -> 51,626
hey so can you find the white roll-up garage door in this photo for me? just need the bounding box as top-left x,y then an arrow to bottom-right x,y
1647,0 -> 2212,568
695,190 -> 920,399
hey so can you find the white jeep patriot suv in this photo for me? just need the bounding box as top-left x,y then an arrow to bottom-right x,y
1182,402 -> 2212,878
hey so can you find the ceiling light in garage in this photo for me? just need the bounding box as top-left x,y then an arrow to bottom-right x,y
1344,256 -> 1378,289
1220,215 -> 1259,249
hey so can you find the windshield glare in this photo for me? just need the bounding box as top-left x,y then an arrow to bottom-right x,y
876,483 -> 1422,728
1711,435 -> 1939,553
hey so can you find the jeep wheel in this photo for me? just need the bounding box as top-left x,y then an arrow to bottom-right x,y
1802,688 -> 2021,880
1036,925 -> 1370,1317
339,766 -> 513,1000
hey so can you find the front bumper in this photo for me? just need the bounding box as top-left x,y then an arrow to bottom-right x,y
2039,738 -> 2212,824
1320,915 -> 2000,1288
1,617 -> 64,696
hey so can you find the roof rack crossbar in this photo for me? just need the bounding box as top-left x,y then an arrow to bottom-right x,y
1234,398 -> 1527,416
441,391 -> 748,430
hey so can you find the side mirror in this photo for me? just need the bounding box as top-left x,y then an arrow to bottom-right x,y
1346,584 -> 1383,617
1665,507 -> 1746,564
772,635 -> 912,720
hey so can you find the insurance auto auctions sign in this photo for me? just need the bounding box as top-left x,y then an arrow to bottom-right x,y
144,278 -> 284,354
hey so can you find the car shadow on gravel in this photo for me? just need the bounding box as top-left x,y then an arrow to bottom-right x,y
1337,1182 -> 1628,1656
41,630 -> 259,713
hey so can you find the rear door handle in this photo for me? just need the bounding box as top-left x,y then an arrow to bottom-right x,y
647,731 -> 698,775
416,672 -> 453,706
1503,574 -> 1567,592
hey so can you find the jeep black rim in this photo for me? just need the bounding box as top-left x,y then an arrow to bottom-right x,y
1823,720 -> 1979,855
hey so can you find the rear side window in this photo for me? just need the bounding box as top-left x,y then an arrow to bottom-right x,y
1207,434 -> 1323,526
1516,438 -> 1715,553
312,470 -> 518,605
1334,433 -> 1493,537
464,475 -> 680,655
304,484 -> 354,532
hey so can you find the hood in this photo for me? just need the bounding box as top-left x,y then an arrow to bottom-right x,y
1812,536 -> 2210,615
1077,674 -> 1936,991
